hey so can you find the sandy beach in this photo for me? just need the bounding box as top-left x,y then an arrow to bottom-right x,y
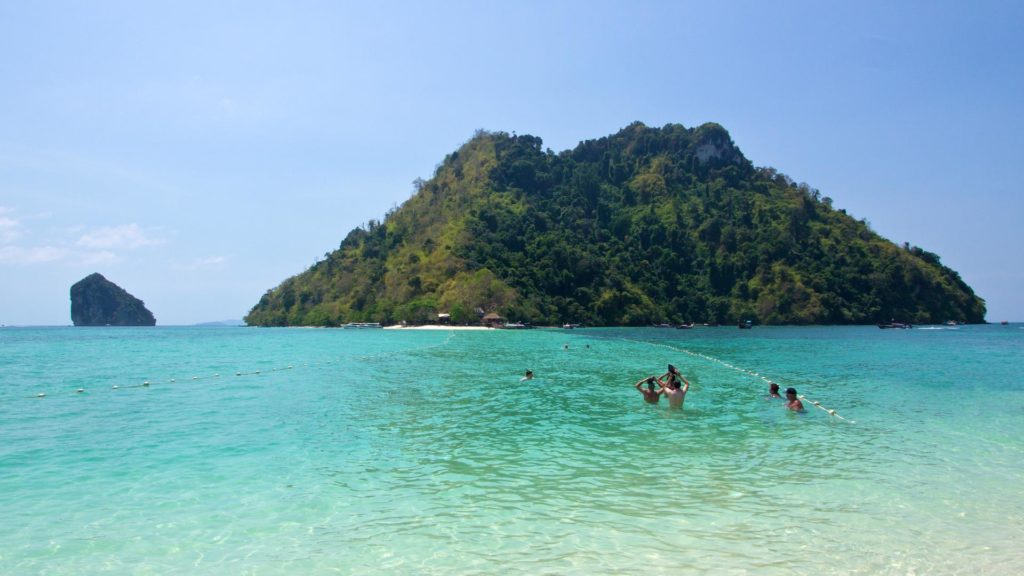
383,324 -> 493,330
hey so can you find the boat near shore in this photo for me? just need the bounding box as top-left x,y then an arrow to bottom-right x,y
342,322 -> 382,328
503,321 -> 530,329
878,322 -> 912,329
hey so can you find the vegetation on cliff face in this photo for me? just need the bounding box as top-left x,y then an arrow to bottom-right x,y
245,122 -> 985,326
70,272 -> 156,326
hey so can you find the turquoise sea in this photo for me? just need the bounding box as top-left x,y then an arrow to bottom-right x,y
1,325 -> 1022,575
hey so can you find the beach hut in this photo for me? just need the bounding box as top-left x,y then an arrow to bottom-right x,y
437,313 -> 451,325
482,312 -> 504,328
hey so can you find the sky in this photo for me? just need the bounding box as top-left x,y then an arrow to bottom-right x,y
1,0 -> 1021,325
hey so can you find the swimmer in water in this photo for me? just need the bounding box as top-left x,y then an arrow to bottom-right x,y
768,382 -> 781,398
520,370 -> 534,382
785,387 -> 805,411
634,376 -> 663,404
657,366 -> 691,410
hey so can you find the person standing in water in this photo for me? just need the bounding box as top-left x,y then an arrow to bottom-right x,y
657,365 -> 691,409
785,387 -> 805,411
768,383 -> 781,398
634,376 -> 663,404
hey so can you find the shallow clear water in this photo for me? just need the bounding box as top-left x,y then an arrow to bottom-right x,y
1,325 -> 1022,574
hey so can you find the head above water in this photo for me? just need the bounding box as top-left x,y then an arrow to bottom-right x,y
770,383 -> 780,394
785,387 -> 797,396
647,381 -> 657,391
667,364 -> 679,375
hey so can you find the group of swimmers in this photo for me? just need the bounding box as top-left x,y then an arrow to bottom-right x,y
633,364 -> 691,409
522,359 -> 806,413
767,382 -> 805,411
632,364 -> 806,412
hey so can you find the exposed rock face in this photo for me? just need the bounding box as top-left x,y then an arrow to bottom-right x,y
692,123 -> 743,164
70,273 -> 156,326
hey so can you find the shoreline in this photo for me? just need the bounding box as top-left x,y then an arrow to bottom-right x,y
382,324 -> 493,330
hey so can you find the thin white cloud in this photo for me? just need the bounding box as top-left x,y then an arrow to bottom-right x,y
176,255 -> 226,271
0,246 -> 125,267
0,216 -> 23,243
0,217 -> 165,267
77,224 -> 162,250
79,250 -> 122,266
0,245 -> 69,264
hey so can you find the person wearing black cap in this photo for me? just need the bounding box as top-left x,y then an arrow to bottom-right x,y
784,387 -> 805,411
656,364 -> 691,410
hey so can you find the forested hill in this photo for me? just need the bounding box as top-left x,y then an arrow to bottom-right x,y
245,122 -> 985,326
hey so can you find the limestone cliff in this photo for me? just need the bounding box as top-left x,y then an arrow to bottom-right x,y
70,273 -> 156,326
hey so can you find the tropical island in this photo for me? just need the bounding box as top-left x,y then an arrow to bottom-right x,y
245,122 -> 985,327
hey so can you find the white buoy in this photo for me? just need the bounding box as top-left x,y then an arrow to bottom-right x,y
799,395 -> 849,421
113,385 -> 119,389
192,376 -> 198,380
215,373 -> 219,377
143,381 -> 150,387
76,388 -> 85,393
236,372 -> 242,376
37,392 -> 45,398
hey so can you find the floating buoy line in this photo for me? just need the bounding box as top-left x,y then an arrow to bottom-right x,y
20,365 -> 296,400
626,337 -> 854,423
14,330 -> 459,403
799,395 -> 850,421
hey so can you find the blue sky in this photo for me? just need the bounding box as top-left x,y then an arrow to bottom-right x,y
1,1 -> 1021,324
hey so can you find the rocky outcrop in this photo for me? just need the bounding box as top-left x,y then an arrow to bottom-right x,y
70,273 -> 156,326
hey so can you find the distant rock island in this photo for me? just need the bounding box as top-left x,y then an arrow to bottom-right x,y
70,273 -> 156,326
